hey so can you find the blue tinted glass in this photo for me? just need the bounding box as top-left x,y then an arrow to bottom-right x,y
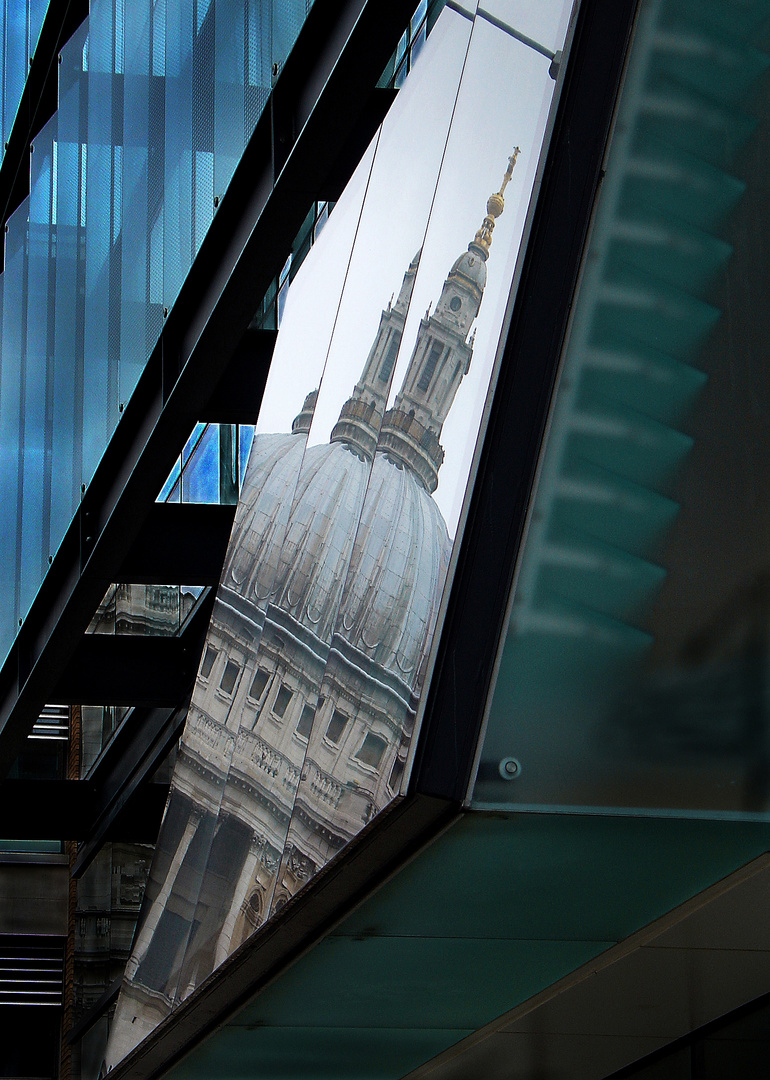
120,1 -> 158,408
181,422 -> 219,502
0,204 -> 28,648
271,0 -> 312,80
20,117 -> 56,620
164,0 -> 194,310
3,3 -> 27,147
83,0 -> 122,487
50,22 -> 88,558
239,423 -> 255,485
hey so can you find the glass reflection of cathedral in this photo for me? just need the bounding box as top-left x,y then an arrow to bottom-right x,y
106,156 -> 518,1063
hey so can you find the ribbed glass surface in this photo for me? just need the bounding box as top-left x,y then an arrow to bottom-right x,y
473,0 -> 770,818
0,1 -> 50,160
0,0 -> 315,664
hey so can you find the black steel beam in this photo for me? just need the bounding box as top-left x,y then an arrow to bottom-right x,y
0,779 -> 167,840
0,0 -> 89,238
0,0 -> 414,777
51,637 -> 195,707
200,329 -> 275,426
117,503 -> 237,585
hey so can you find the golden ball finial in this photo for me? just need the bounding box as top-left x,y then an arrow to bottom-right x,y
467,146 -> 521,259
486,191 -> 505,218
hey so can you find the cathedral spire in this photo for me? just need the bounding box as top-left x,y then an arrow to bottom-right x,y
329,250 -> 421,460
468,147 -> 519,260
377,150 -> 519,492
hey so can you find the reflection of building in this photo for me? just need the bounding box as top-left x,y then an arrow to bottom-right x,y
108,167 -> 515,1061
9,2 -> 770,1079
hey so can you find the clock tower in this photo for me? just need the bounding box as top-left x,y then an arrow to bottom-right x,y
378,148 -> 520,492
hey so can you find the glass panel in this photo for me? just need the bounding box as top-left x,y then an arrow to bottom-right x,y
0,202 -> 28,649
181,0 -> 480,953
51,21 -> 88,560
275,0 -> 574,913
82,0 -> 123,487
473,0 -> 770,818
164,0 -> 194,312
271,0 -> 313,81
20,116 -> 56,620
120,0 -> 160,409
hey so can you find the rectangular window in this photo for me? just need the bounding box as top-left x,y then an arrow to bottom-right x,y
296,704 -> 314,739
356,732 -> 388,769
273,683 -> 292,718
378,334 -> 399,383
200,646 -> 217,680
219,659 -> 240,695
417,340 -> 443,392
249,668 -> 269,701
325,709 -> 348,744
388,756 -> 404,792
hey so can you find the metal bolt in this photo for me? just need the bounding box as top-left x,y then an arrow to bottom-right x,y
498,756 -> 521,781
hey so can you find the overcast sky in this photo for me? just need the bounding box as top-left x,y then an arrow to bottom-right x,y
254,0 -> 573,535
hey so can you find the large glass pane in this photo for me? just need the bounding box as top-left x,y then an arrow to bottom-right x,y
0,202 -> 29,650
174,0 -> 483,980
473,0 -> 770,818
20,116 -> 56,620
82,0 -> 123,486
164,0 -> 194,311
274,0 -> 574,913
120,0 -> 161,409
50,21 -> 88,559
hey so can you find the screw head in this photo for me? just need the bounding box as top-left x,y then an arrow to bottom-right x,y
498,756 -> 522,781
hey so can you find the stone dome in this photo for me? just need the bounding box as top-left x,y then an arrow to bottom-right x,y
224,429 -> 451,690
336,452 -> 451,688
225,432 -> 306,603
270,440 -> 371,643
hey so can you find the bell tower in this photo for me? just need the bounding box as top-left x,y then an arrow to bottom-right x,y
378,149 -> 520,492
330,251 -> 421,460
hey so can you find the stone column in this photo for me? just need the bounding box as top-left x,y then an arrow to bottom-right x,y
126,809 -> 202,981
213,833 -> 262,968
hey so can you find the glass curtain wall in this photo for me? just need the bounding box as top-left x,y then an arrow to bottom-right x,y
473,0 -> 770,818
105,0 -> 576,1069
0,0 -> 315,665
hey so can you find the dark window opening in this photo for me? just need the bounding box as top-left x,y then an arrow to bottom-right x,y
356,732 -> 388,769
296,704 -> 314,739
325,709 -> 348,744
273,684 -> 292,718
379,334 -> 400,382
388,756 -> 405,791
200,646 -> 217,679
417,340 -> 443,392
219,660 -> 240,695
249,667 -> 269,700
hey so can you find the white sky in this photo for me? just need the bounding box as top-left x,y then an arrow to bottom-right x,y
254,0 -> 574,536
